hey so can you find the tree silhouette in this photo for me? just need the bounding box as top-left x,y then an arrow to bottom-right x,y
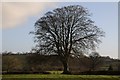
89,52 -> 103,71
108,65 -> 113,71
31,5 -> 105,74
2,56 -> 22,72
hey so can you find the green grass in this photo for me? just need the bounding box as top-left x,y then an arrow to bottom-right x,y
2,74 -> 120,80
2,71 -> 120,80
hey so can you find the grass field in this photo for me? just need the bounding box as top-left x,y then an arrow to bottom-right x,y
1,71 -> 120,80
2,74 -> 120,80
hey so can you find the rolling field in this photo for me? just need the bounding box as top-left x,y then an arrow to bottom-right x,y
2,74 -> 120,80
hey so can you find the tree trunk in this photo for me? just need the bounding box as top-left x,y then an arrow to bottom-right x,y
58,53 -> 71,74
62,61 -> 71,74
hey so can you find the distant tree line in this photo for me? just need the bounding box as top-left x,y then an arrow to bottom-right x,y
2,51 -> 120,74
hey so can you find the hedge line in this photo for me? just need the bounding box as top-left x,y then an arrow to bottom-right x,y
2,71 -> 120,75
80,71 -> 120,75
2,71 -> 50,74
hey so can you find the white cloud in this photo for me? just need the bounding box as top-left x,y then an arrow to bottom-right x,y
2,2 -> 56,29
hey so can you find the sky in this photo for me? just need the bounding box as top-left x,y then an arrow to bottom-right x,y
1,2 -> 118,59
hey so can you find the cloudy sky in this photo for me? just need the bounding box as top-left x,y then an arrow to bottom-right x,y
1,2 -> 118,58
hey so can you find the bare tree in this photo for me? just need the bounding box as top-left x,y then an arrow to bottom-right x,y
88,52 -> 103,71
31,5 -> 105,74
2,56 -> 22,72
108,64 -> 113,71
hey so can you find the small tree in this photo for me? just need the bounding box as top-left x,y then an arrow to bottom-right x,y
31,5 -> 105,74
88,52 -> 103,71
2,56 -> 22,72
108,65 -> 113,71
